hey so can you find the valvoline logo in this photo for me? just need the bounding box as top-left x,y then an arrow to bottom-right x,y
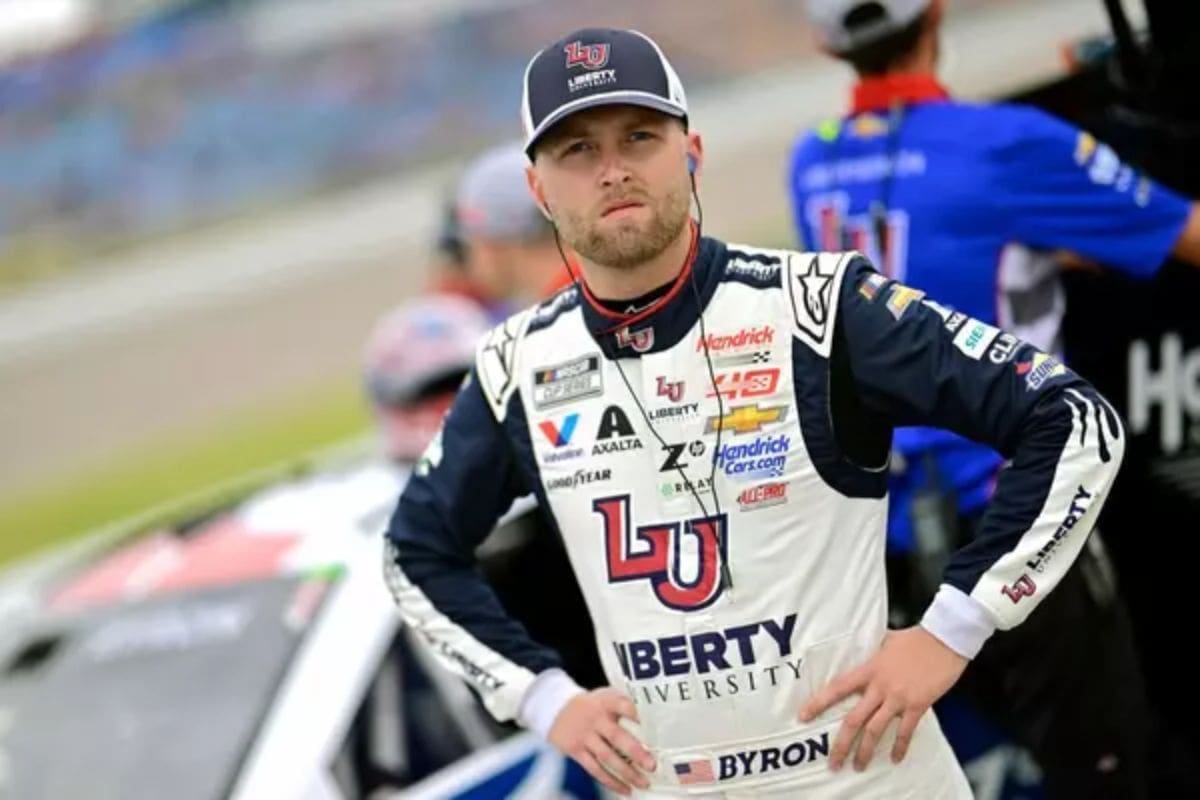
539,413 -> 580,447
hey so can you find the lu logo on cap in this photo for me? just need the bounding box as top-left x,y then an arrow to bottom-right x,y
564,41 -> 609,70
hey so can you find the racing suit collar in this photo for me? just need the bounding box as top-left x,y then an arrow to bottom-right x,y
579,223 -> 724,357
850,73 -> 949,114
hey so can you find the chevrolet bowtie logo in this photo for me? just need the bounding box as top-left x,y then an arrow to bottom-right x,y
705,404 -> 788,435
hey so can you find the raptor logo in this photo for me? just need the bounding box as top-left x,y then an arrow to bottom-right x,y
594,495 -> 728,611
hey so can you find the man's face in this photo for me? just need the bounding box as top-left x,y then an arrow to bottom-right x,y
527,105 -> 701,270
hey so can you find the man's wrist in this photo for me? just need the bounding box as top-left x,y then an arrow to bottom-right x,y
518,668 -> 585,739
920,584 -> 997,660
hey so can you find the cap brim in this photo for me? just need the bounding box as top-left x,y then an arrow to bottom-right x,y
524,91 -> 687,157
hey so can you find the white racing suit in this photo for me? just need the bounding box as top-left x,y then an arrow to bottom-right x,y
384,233 -> 1124,797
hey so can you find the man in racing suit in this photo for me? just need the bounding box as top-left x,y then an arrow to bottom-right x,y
384,26 -> 1125,798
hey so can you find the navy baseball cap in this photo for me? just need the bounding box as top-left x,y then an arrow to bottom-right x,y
520,27 -> 688,159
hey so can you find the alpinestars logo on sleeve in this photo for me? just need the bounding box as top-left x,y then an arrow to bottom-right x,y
479,320 -> 518,406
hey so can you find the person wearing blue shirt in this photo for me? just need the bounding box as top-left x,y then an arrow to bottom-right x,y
790,1 -> 1200,798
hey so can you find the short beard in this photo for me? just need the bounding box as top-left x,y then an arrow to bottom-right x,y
560,180 -> 691,270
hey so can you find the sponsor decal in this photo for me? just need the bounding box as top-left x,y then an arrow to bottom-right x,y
538,413 -> 584,463
656,376 -> 684,403
659,476 -> 713,498
594,495 -> 728,611
726,258 -> 781,282
706,368 -> 780,401
615,325 -> 654,353
532,354 -> 602,409
1018,352 -> 1067,390
546,468 -> 612,491
713,351 -> 770,368
564,40 -> 609,69
697,325 -> 775,353
1003,485 -> 1093,603
794,255 -> 834,331
422,633 -> 504,692
649,402 -> 700,422
988,332 -> 1019,364
953,319 -> 1001,360
737,482 -> 788,511
592,406 -> 644,455
705,404 -> 788,436
660,440 -> 706,472
568,69 -> 617,93
1026,485 -> 1093,574
415,427 -> 443,477
884,283 -> 925,320
715,434 -> 789,480
943,311 -> 967,333
858,272 -> 888,301
614,611 -> 806,715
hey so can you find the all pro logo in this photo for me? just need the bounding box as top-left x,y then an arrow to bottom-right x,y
594,495 -> 727,611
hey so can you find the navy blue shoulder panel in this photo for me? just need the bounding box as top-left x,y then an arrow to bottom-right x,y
791,335 -> 890,499
722,247 -> 784,291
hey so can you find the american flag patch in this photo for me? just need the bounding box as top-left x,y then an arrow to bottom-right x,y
674,758 -> 715,785
858,272 -> 888,301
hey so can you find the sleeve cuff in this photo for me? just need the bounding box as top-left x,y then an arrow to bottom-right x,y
517,668 -> 585,739
920,584 -> 998,660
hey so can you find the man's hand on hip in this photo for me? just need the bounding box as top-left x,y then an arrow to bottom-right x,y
797,627 -> 968,772
548,687 -> 656,796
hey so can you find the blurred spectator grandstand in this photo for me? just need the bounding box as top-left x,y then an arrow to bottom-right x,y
0,0 -> 1001,283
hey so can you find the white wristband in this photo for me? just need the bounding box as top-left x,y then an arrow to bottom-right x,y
920,584 -> 997,660
518,668 -> 585,739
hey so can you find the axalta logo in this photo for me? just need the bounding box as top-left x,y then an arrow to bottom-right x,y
697,325 -> 774,353
705,404 -> 788,436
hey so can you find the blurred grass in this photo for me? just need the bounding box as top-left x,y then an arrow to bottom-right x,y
0,375 -> 372,566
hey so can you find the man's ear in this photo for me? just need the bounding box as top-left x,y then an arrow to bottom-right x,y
686,132 -> 704,179
526,164 -> 553,220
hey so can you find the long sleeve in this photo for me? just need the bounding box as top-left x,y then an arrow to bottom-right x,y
836,256 -> 1125,658
382,369 -> 567,722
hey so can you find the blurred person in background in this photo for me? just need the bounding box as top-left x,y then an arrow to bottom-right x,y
363,293 -> 493,464
454,141 -> 576,307
789,1 -> 1200,796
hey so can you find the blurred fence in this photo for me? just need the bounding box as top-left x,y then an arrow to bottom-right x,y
0,0 -> 998,277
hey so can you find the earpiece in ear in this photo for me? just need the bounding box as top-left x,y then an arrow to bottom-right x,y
687,154 -> 697,176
